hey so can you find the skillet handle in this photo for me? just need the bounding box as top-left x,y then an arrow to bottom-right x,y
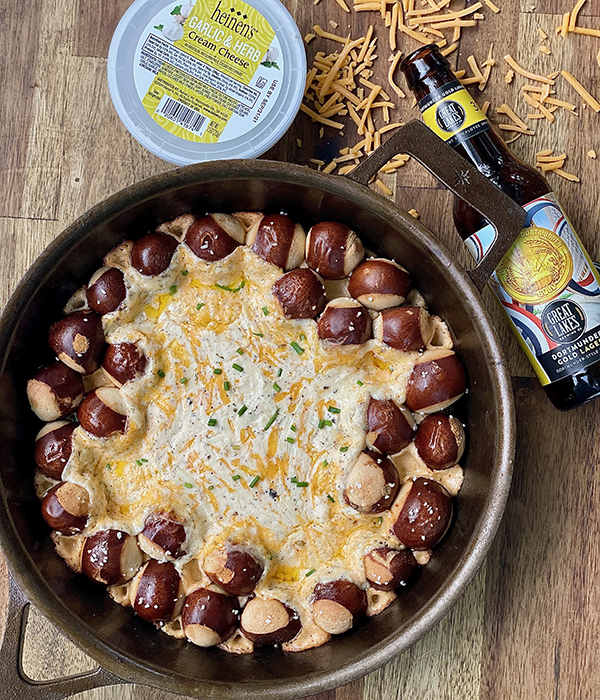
0,572 -> 127,700
346,120 -> 527,292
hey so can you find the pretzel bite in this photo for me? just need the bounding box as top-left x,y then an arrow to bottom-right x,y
130,232 -> 178,276
312,580 -> 367,635
240,597 -> 301,646
373,306 -> 434,352
182,587 -> 240,647
34,421 -> 76,480
204,545 -> 264,595
139,512 -> 186,561
86,267 -> 126,315
48,311 -> 105,375
366,398 -> 414,454
306,222 -> 365,279
247,214 -> 305,270
82,529 -> 143,585
41,482 -> 90,534
317,298 -> 372,346
364,547 -> 418,591
344,450 -> 399,513
405,349 -> 466,413
348,259 -> 411,310
102,343 -> 147,387
77,387 -> 128,438
27,362 -> 85,422
414,413 -> 465,470
391,477 -> 453,550
131,560 -> 183,622
272,269 -> 326,319
185,214 -> 245,261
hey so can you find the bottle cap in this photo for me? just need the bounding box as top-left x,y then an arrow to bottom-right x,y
107,0 -> 306,165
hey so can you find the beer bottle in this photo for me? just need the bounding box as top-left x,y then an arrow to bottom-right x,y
400,44 -> 600,410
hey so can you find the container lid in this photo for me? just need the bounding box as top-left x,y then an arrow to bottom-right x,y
107,0 -> 306,165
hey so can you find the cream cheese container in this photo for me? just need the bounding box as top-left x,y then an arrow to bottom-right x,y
107,0 -> 306,164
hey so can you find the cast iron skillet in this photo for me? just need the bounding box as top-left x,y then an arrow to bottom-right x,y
0,122 -> 524,699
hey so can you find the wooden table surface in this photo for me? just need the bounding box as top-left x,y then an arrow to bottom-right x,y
1,0 -> 600,698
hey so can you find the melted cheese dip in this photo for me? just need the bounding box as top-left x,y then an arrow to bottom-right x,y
60,242 -> 463,638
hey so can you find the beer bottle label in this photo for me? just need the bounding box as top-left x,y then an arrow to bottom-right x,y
465,193 -> 600,386
419,80 -> 490,147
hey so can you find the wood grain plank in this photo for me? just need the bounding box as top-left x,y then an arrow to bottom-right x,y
73,0 -> 133,58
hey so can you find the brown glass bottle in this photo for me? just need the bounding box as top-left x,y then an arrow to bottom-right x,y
401,44 -> 600,410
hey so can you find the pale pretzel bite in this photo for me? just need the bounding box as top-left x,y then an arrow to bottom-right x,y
366,398 -> 415,455
48,311 -> 105,375
131,560 -> 183,623
405,349 -> 466,413
344,450 -> 400,513
414,414 -> 465,470
139,512 -> 187,561
185,213 -> 245,261
391,477 -> 453,550
373,306 -> 434,352
77,387 -> 128,438
247,213 -> 306,270
27,361 -> 85,421
102,342 -> 147,387
81,529 -> 143,585
86,267 -> 126,315
364,547 -> 419,591
348,259 -> 411,310
312,580 -> 367,635
240,597 -> 301,646
182,587 -> 240,647
204,545 -> 264,595
130,232 -> 179,276
34,421 -> 76,480
306,221 -> 365,279
40,482 -> 90,534
272,269 -> 327,319
317,298 -> 372,346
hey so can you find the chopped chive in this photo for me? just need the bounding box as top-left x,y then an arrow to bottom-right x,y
249,475 -> 260,488
232,363 -> 243,372
356,380 -> 364,386
253,332 -> 264,337
286,437 -> 295,444
375,516 -> 383,525
305,568 -> 316,577
181,270 -> 189,276
262,306 -> 269,315
213,368 -> 222,375
290,341 -> 304,355
232,474 -> 241,481
322,460 -> 328,466
295,481 -> 309,487
263,408 -> 279,431
196,302 -> 205,310
300,334 -> 307,342
208,485 -> 214,490
106,463 -> 111,470
232,445 -> 240,450
169,285 -> 177,295
327,406 -> 341,414
184,482 -> 193,488
135,460 -> 142,466
327,494 -> 335,503
290,424 -> 297,432
277,368 -> 283,377
267,552 -> 273,560
318,419 -> 332,429
223,381 -> 230,391
140,458 -> 148,463
340,446 -> 349,452
208,418 -> 217,426
157,369 -> 165,378
273,382 -> 281,392
238,405 -> 248,416
236,348 -> 244,355
180,377 -> 188,384
216,280 -> 245,293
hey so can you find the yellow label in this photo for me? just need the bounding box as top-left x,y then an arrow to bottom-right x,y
139,0 -> 279,143
420,81 -> 489,146
496,226 -> 573,305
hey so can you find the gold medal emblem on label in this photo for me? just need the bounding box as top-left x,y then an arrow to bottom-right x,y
496,226 -> 573,305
